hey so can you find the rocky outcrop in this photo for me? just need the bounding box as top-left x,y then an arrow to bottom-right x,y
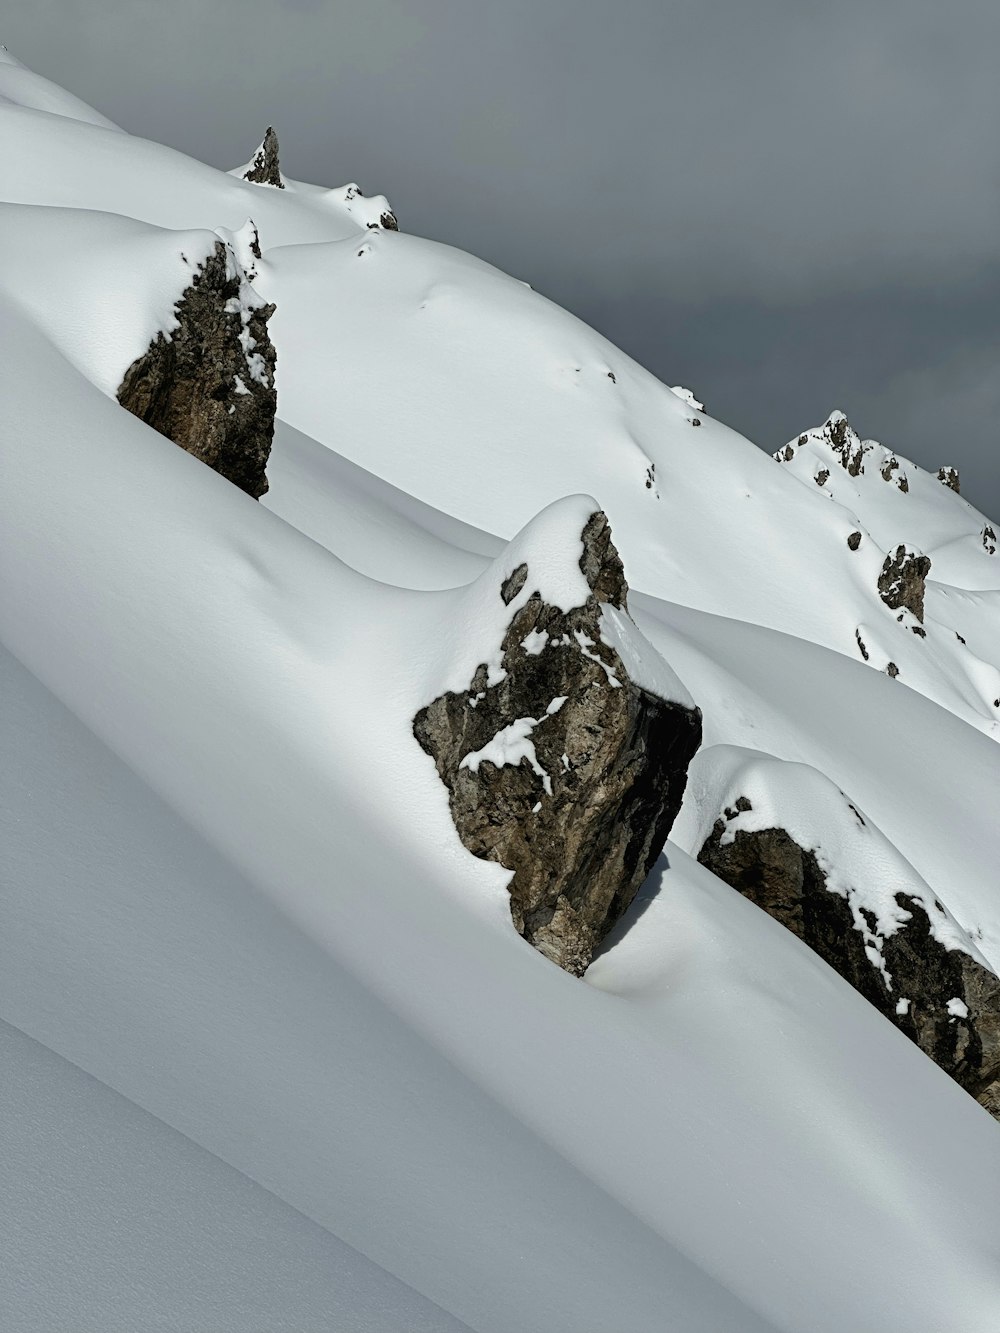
775,411 -> 908,491
414,510 -> 702,976
877,544 -> 931,623
117,240 -> 277,498
243,127 -> 284,188
936,466 -> 960,494
699,806 -> 1000,1115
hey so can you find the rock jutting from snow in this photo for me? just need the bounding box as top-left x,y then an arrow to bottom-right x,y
775,411 -> 909,492
117,239 -> 277,498
698,805 -> 1000,1117
877,544 -> 931,623
243,126 -> 284,188
413,509 -> 702,977
936,466 -> 960,494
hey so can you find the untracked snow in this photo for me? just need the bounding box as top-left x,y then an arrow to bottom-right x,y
3,50 -> 1000,1333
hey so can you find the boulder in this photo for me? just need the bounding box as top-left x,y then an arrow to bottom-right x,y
698,794 -> 1000,1116
878,544 -> 931,623
117,239 -> 276,498
414,506 -> 702,976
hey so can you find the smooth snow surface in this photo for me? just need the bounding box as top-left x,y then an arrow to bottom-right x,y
3,51 -> 1000,1333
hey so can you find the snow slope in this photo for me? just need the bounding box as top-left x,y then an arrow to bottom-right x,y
3,53 -> 1000,1332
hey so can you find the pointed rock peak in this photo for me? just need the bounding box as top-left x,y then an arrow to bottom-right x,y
116,237 -> 277,499
414,503 -> 700,975
244,126 -> 284,188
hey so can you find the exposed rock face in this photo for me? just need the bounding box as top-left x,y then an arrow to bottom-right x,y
243,126 -> 284,188
414,511 -> 702,976
775,411 -> 908,491
936,466 -> 960,494
877,544 -> 930,623
117,240 -> 277,499
699,810 -> 1000,1115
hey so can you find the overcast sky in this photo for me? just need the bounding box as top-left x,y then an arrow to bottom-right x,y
7,0 -> 999,518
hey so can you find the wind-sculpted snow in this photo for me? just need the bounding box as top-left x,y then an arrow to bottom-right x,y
5,52 -> 1000,1333
256,235 -> 1000,739
689,747 -> 1000,1116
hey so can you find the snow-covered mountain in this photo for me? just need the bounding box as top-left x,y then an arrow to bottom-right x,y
2,46 -> 1000,1332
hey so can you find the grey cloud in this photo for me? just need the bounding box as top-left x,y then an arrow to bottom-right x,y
4,0 -> 998,517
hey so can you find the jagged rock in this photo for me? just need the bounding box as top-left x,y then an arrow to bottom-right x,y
886,661 -> 900,679
847,531 -> 862,551
936,466 -> 960,494
825,410 -> 867,476
414,510 -> 702,976
983,525 -> 997,556
776,411 -> 907,491
117,240 -> 276,498
877,544 -> 930,623
243,127 -> 284,188
699,808 -> 1000,1115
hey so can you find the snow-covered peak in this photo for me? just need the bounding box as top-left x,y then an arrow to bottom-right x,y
0,48 -> 122,131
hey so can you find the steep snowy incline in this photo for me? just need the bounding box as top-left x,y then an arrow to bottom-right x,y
1,52 -> 994,734
4,257 -> 1000,1331
255,231 -> 1000,736
5,58 -> 1000,1333
0,1014 -> 472,1333
0,53 -> 393,247
0,44 -> 121,130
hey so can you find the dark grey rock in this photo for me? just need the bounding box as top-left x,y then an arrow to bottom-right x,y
878,544 -> 931,623
847,531 -> 862,551
698,812 -> 1000,1117
936,466 -> 960,494
117,241 -> 276,499
243,127 -> 284,188
413,512 -> 702,976
880,454 -> 908,491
